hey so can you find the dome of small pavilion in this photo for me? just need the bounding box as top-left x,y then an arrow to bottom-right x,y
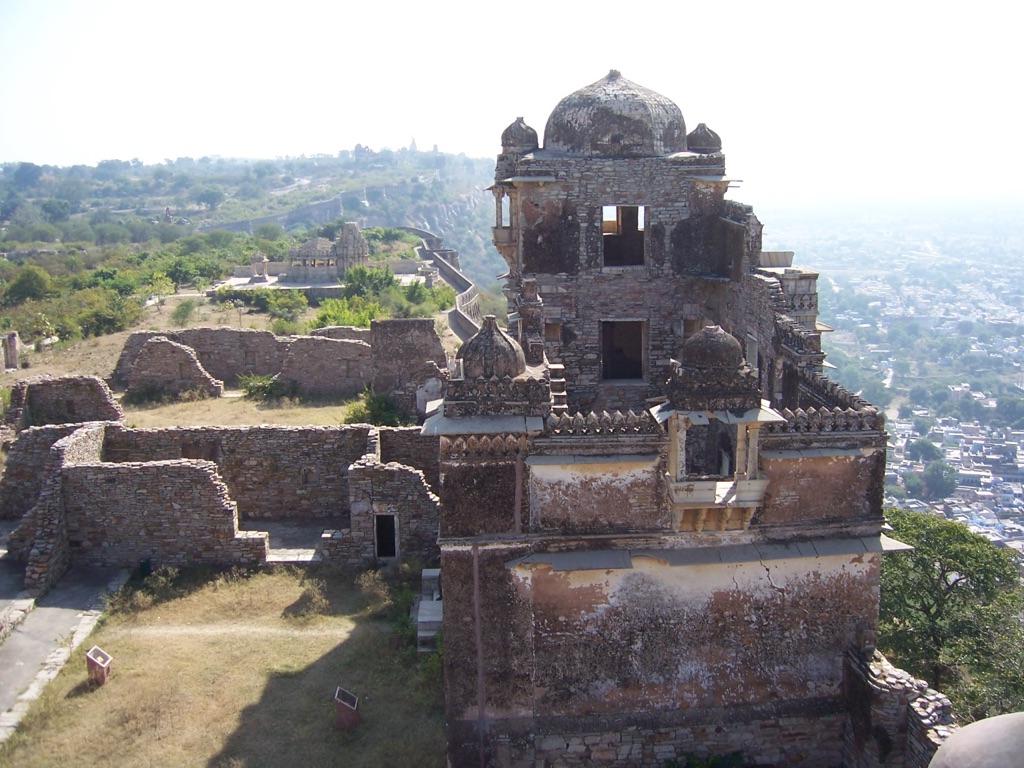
686,123 -> 722,153
680,325 -> 743,369
457,315 -> 526,380
543,70 -> 687,157
501,117 -> 539,153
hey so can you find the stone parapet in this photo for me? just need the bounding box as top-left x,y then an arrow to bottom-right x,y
763,406 -> 884,435
544,410 -> 660,436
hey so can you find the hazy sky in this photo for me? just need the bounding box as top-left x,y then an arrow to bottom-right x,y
2,1 -> 1020,209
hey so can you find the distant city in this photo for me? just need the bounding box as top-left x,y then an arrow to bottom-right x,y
763,201 -> 1024,564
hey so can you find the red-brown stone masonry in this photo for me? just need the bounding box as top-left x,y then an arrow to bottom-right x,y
102,424 -> 371,520
759,452 -> 886,528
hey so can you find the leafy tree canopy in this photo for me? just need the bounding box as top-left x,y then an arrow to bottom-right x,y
879,507 -> 1024,722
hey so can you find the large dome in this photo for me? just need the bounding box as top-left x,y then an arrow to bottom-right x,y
543,70 -> 687,157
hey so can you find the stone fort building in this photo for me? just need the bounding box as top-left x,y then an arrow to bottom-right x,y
0,73 -> 958,768
424,72 -> 950,767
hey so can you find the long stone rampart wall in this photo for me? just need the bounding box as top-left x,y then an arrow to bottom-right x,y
102,424 -> 372,521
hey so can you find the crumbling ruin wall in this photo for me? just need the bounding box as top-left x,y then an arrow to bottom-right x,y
125,336 -> 223,399
10,423 -> 106,593
102,424 -> 371,520
274,336 -> 370,398
378,426 -> 440,493
4,375 -> 123,429
843,652 -> 954,768
370,318 -> 448,419
308,325 -> 371,342
0,423 -> 86,519
60,460 -> 266,568
320,426 -> 442,567
113,328 -> 288,388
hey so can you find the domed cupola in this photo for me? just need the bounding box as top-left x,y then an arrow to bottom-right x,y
501,117 -> 539,154
666,326 -> 760,412
456,315 -> 526,380
680,325 -> 742,370
543,70 -> 687,158
686,123 -> 722,154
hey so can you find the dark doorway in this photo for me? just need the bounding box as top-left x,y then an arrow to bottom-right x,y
601,321 -> 644,380
375,514 -> 397,558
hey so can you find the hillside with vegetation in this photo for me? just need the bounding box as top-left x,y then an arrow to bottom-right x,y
0,149 -> 504,348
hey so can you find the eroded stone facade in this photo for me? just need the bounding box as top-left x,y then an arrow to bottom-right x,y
425,72 -> 940,768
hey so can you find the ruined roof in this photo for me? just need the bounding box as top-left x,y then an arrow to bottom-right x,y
543,70 -> 687,157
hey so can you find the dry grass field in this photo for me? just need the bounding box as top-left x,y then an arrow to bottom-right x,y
0,566 -> 445,768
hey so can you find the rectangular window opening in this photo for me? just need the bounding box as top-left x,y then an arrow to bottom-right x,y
602,321 -> 644,380
602,205 -> 645,267
375,514 -> 397,558
544,322 -> 561,342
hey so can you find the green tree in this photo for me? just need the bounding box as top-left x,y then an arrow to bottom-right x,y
879,508 -> 1024,720
907,438 -> 942,463
922,460 -> 957,499
196,187 -> 225,210
171,298 -> 198,327
3,265 -> 54,305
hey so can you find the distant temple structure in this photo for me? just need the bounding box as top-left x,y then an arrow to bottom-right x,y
280,221 -> 369,284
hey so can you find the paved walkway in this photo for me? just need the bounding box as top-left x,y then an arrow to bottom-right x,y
0,561 -> 125,743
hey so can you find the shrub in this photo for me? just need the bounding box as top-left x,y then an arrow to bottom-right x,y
344,390 -> 410,426
237,372 -> 296,401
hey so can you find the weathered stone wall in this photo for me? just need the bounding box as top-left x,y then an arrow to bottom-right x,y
11,424 -> 106,593
113,328 -> 288,388
61,460 -> 267,568
444,548 -> 879,767
308,325 -> 372,342
275,337 -> 371,398
0,423 -> 85,519
102,424 -> 371,520
758,448 -> 887,537
843,652 -> 954,768
526,454 -> 663,534
125,337 -> 223,399
4,375 -> 122,429
343,458 -> 440,561
378,426 -> 440,493
370,318 -> 448,419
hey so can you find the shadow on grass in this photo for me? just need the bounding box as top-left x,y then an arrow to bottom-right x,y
206,616 -> 445,768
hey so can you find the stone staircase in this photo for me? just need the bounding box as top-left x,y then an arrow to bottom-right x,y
549,364 -> 568,414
